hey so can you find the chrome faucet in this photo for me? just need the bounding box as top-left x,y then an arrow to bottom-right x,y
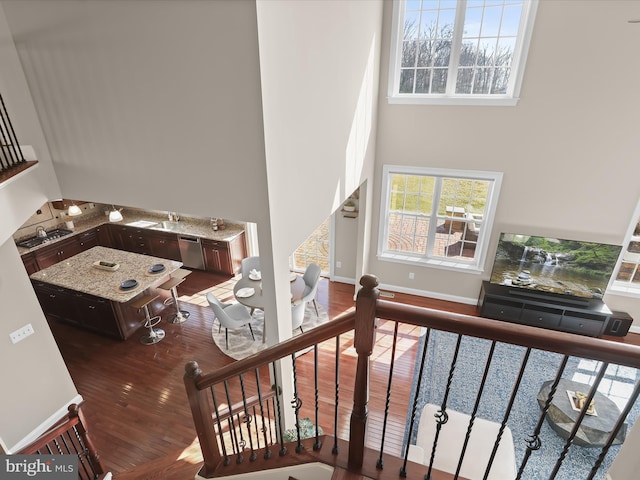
168,212 -> 180,222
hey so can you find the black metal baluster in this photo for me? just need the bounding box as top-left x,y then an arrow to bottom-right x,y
67,430 -> 92,480
270,361 -> 287,456
239,373 -> 257,461
291,353 -> 303,453
0,106 -> 13,170
482,347 -> 532,480
224,380 -> 244,463
454,341 -> 497,479
425,334 -> 463,480
0,93 -> 23,165
333,334 -> 340,455
254,367 -> 272,458
550,362 -> 609,479
377,321 -> 400,470
400,328 -> 431,478
313,344 -> 322,451
516,355 -> 569,480
587,378 -> 640,479
210,386 -> 231,466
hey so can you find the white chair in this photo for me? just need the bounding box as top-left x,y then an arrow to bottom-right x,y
407,404 -> 516,480
206,292 -> 255,349
291,300 -> 306,333
240,256 -> 261,278
301,263 -> 321,317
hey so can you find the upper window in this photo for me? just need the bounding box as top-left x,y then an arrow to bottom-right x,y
378,165 -> 502,272
388,0 -> 538,106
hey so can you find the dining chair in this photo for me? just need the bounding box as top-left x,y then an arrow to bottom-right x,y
301,263 -> 321,317
240,256 -> 261,278
206,292 -> 256,349
291,300 -> 306,333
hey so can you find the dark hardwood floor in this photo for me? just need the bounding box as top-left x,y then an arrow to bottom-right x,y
46,271 -> 638,479
43,270 -> 474,479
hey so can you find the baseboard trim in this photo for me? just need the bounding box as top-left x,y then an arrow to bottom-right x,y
7,394 -> 84,453
332,277 -> 477,305
377,282 -> 478,305
629,325 -> 640,335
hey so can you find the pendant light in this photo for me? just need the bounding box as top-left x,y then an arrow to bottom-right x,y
109,205 -> 123,222
67,203 -> 82,216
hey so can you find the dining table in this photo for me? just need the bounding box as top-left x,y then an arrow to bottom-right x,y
233,271 -> 306,342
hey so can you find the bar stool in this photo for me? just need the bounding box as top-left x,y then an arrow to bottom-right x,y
158,269 -> 192,324
131,294 -> 165,345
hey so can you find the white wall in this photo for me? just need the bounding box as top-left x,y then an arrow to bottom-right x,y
0,239 -> 79,451
0,2 -> 62,244
371,0 -> 640,319
255,0 -> 382,345
2,0 -> 271,226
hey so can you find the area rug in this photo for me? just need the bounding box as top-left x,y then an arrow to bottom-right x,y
404,329 -> 640,480
211,302 -> 329,361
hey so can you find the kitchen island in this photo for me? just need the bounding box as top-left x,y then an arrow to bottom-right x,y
31,246 -> 183,340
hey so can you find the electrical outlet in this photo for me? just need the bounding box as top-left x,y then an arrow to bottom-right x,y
409,272 -> 415,280
10,323 -> 34,344
336,261 -> 342,268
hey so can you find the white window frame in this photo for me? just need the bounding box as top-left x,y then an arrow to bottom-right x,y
387,0 -> 539,106
377,165 -> 503,273
610,198 -> 640,297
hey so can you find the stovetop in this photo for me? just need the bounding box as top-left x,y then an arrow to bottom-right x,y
16,228 -> 74,249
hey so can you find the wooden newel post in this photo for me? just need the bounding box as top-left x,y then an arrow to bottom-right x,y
68,404 -> 105,475
184,361 -> 221,477
348,274 -> 379,470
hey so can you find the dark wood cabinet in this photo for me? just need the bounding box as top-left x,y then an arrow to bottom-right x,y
34,236 -> 82,270
21,252 -> 38,276
148,231 -> 181,261
32,280 -> 141,340
202,232 -> 246,275
77,229 -> 98,251
202,239 -> 230,274
95,224 -> 113,248
109,225 -> 150,254
478,281 -> 611,337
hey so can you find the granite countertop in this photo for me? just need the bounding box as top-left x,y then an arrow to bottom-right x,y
30,246 -> 183,302
16,209 -> 245,255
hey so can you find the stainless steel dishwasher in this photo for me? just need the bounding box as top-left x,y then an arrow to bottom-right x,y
177,235 -> 205,269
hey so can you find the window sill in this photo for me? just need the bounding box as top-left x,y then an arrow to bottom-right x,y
608,284 -> 640,298
377,252 -> 484,274
387,95 -> 520,107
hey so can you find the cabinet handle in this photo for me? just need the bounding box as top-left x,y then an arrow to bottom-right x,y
88,305 -> 96,309
49,294 -> 56,298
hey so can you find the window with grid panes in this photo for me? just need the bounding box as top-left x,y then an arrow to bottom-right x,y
378,165 -> 502,271
388,0 -> 538,105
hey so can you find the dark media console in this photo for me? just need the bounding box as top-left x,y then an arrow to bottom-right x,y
478,281 -> 613,338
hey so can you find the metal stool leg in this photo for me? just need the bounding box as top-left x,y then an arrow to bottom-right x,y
169,286 -> 190,324
140,304 -> 165,345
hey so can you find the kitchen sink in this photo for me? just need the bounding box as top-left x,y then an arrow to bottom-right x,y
151,221 -> 184,232
125,220 -> 159,228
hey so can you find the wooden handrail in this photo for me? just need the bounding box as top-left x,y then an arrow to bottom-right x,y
18,403 -> 105,476
192,310 -> 356,390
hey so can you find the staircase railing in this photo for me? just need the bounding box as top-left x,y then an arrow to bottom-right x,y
0,91 -> 37,185
18,403 -> 107,480
185,275 -> 640,480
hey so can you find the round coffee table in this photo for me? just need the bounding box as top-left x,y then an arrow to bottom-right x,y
537,378 -> 626,448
